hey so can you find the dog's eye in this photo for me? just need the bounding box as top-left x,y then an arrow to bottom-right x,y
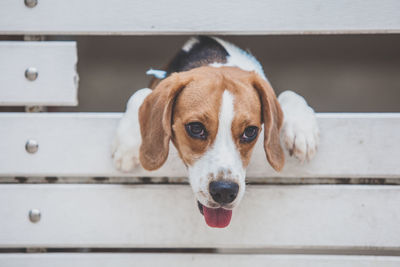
240,126 -> 258,143
185,122 -> 207,140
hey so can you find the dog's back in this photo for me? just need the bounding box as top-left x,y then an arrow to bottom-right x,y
150,36 -> 266,88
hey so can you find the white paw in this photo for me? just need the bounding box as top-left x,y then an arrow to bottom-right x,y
112,136 -> 141,172
111,88 -> 152,172
278,91 -> 319,162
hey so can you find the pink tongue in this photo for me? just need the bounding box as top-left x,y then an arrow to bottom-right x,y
203,206 -> 232,228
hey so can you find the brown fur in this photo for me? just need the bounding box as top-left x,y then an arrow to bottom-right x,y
250,73 -> 285,171
139,66 -> 284,171
138,72 -> 193,170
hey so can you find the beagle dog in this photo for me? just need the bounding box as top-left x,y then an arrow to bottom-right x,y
112,36 -> 319,228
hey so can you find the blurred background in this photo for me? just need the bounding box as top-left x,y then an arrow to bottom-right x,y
48,34 -> 400,112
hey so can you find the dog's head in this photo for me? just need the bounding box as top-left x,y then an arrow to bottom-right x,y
139,66 -> 284,228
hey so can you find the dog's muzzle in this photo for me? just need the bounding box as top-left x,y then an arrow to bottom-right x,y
196,181 -> 239,228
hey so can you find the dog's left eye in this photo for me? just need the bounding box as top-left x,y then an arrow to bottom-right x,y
240,126 -> 259,143
185,122 -> 207,140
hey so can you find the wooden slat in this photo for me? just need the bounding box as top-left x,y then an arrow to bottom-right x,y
0,42 -> 78,106
0,184 -> 399,248
0,0 -> 400,35
0,113 -> 399,178
1,254 -> 400,267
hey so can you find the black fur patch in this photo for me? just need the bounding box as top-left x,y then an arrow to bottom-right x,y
165,36 -> 228,75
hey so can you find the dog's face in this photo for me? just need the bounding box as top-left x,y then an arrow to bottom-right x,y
139,66 -> 284,228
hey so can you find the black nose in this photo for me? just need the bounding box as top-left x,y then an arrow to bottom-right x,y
209,181 -> 239,204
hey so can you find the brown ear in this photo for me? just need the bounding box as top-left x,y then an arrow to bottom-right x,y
139,73 -> 192,170
251,73 -> 285,171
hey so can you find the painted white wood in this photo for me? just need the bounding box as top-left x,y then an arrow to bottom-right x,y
1,254 -> 400,267
0,0 -> 399,35
0,184 -> 399,248
0,42 -> 78,106
0,113 -> 399,178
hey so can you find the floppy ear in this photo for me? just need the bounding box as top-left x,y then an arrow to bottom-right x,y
139,73 -> 192,170
251,73 -> 285,171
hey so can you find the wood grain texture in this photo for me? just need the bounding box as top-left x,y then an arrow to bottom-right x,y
0,0 -> 399,35
0,184 -> 399,248
0,42 -> 78,106
1,254 -> 400,267
0,113 -> 399,178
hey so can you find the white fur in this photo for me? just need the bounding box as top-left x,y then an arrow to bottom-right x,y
210,37 -> 268,81
278,90 -> 319,162
112,88 -> 152,172
188,91 -> 245,209
182,37 -> 199,52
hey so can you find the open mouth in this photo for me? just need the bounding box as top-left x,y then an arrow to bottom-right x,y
197,201 -> 232,228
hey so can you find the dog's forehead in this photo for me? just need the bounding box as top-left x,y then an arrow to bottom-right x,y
177,79 -> 224,109
174,67 -> 261,121
232,85 -> 262,123
173,82 -> 223,125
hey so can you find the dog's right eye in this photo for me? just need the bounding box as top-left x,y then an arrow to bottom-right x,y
185,122 -> 207,140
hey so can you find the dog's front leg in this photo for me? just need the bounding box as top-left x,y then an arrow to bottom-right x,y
278,90 -> 319,162
112,88 -> 152,172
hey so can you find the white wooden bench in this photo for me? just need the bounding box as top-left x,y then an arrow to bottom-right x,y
1,1 -> 400,266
